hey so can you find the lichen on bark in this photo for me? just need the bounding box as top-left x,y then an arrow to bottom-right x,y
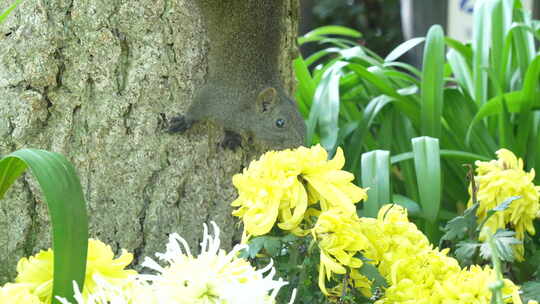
0,0 -> 299,283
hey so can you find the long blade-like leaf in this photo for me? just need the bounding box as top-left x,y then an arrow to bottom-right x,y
0,149 -> 88,304
385,37 -> 425,62
447,49 -> 474,98
391,149 -> 491,164
361,150 -> 391,218
516,55 -> 540,156
347,63 -> 420,125
308,62 -> 346,152
348,95 -> 393,175
472,0 -> 490,106
298,25 -> 362,45
293,56 -> 316,117
412,137 -> 441,223
489,0 -> 512,88
421,25 -> 445,138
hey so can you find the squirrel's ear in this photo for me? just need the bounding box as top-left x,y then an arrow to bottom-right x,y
256,87 -> 278,112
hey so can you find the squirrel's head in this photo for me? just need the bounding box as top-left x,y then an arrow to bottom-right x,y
250,87 -> 306,149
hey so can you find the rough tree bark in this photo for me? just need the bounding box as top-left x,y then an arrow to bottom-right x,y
0,0 -> 299,283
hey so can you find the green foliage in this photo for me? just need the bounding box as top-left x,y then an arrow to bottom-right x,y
309,0 -> 402,57
441,196 -> 521,266
0,149 -> 88,304
440,203 -> 479,242
295,0 -> 540,241
244,230 -> 387,304
245,234 -> 328,304
360,150 -> 390,218
486,229 -> 508,304
521,281 -> 540,302
479,230 -> 521,262
294,0 -> 540,299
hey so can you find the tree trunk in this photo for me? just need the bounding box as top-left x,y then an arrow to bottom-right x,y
0,0 -> 299,283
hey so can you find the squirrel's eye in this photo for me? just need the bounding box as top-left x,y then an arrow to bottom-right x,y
275,118 -> 285,128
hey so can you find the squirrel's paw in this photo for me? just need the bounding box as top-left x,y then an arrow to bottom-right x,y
220,131 -> 242,151
168,115 -> 193,133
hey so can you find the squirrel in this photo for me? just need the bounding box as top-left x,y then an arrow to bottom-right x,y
168,0 -> 306,150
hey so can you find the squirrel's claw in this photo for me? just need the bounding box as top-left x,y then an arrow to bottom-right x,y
220,131 -> 242,151
168,115 -> 193,133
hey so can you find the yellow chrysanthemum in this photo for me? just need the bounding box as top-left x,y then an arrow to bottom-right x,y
231,144 -> 366,240
0,283 -> 42,304
371,205 -> 434,278
437,265 -> 522,304
15,239 -> 137,303
364,205 -> 524,304
296,145 -> 367,214
311,210 -> 375,295
468,149 -> 540,259
231,149 -> 306,238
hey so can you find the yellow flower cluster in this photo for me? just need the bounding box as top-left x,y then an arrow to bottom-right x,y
311,209 -> 372,295
232,144 -> 367,239
231,145 -> 369,293
366,205 -> 522,304
0,239 -> 137,304
232,145 -> 531,303
468,149 -> 540,259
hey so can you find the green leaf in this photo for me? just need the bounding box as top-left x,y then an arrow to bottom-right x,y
421,25 -> 445,138
447,49 -> 474,98
293,56 -> 316,117
392,194 -> 421,217
358,262 -> 388,291
472,0 -> 490,106
0,0 -> 22,24
383,61 -> 422,78
298,25 -> 362,45
441,203 -> 479,242
479,230 -> 521,262
445,37 -> 473,63
391,150 -> 491,164
246,237 -> 265,258
361,150 -> 390,218
467,90 -> 539,125
516,55 -> 540,156
529,112 -> 540,176
521,281 -> 540,302
281,234 -> 299,243
0,149 -> 88,304
307,62 -> 346,151
304,48 -> 340,67
347,95 -> 393,175
491,196 -> 520,212
412,137 -> 441,222
511,4 -> 536,85
347,63 -> 420,125
263,237 -> 282,256
455,240 -> 481,266
384,37 -> 425,62
488,0 -> 512,88
477,196 -> 521,233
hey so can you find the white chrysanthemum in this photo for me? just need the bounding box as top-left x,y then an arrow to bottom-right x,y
141,221 -> 295,304
56,275 -> 156,304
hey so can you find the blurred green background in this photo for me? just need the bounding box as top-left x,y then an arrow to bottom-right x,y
299,0 -> 403,57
